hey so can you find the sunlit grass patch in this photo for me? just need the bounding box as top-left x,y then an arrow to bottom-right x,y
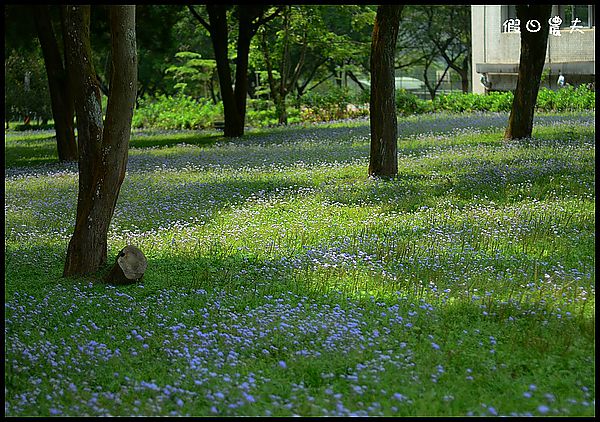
4,111 -> 595,416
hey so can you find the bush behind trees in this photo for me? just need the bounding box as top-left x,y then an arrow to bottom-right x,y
8,86 -> 594,131
126,85 -> 595,131
430,85 -> 595,114
132,95 -> 223,130
5,49 -> 53,127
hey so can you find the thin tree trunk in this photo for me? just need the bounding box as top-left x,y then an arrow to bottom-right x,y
260,31 -> 286,124
234,22 -> 251,129
423,58 -> 450,101
206,6 -> 243,137
505,5 -> 552,140
276,6 -> 291,125
459,70 -> 469,93
369,5 -> 403,177
234,6 -> 262,133
460,55 -> 470,92
32,5 -> 78,162
63,5 -> 137,277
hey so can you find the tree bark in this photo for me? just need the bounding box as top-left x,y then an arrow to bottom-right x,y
234,5 -> 268,132
260,31 -> 285,124
203,6 -> 244,137
32,5 -> 78,162
504,5 -> 552,140
368,5 -> 402,178
459,56 -> 469,93
63,5 -> 137,277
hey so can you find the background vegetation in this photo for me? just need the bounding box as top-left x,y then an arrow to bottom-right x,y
128,85 -> 594,131
2,5 -> 486,130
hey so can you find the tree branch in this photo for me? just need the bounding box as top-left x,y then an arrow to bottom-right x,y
288,27 -> 308,93
307,72 -> 334,92
252,5 -> 284,31
187,5 -> 211,33
346,70 -> 366,91
297,57 -> 328,93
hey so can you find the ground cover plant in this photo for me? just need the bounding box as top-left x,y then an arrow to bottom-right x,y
4,112 -> 595,416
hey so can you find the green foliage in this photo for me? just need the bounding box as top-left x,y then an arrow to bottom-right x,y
250,5 -> 374,124
536,86 -> 596,112
395,90 -> 432,115
132,94 -> 223,130
164,51 -> 217,98
4,49 -> 52,124
433,91 -> 513,113
245,99 -> 302,127
136,5 -> 188,97
299,87 -> 368,122
432,86 -> 595,114
122,85 -> 597,131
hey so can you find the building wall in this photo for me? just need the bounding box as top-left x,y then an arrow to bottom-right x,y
471,5 -> 595,93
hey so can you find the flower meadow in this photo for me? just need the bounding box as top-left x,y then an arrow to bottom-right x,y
4,112 -> 595,416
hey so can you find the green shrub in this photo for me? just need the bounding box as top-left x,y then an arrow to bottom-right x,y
487,91 -> 514,112
132,94 -> 223,130
244,99 -> 302,127
536,85 -> 595,112
395,90 -> 432,115
130,84 -> 594,131
395,89 -> 419,115
298,87 -> 368,122
432,85 -> 595,114
245,99 -> 276,127
432,92 -> 493,112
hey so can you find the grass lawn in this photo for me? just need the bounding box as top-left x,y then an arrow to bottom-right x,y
4,112 -> 595,416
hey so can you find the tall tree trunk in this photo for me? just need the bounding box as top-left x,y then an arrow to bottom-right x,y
234,7 -> 259,133
260,31 -> 285,125
277,6 -> 291,125
369,5 -> 402,177
205,6 -> 243,137
460,55 -> 470,93
32,5 -> 78,162
63,5 -> 137,277
504,5 -> 552,140
459,70 -> 469,93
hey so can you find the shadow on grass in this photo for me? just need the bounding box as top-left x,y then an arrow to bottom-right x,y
4,135 -> 60,167
4,112 -> 593,170
129,131 -> 222,149
5,241 -> 595,344
318,150 -> 593,211
5,126 -> 594,242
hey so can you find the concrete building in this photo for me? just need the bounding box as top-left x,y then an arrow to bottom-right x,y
471,5 -> 595,93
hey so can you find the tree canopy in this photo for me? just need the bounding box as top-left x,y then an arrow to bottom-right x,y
5,4 -> 475,129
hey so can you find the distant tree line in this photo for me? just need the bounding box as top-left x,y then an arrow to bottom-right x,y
5,5 -> 472,137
